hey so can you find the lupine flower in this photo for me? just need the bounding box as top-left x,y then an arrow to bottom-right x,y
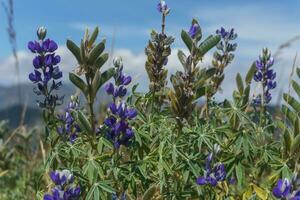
112,192 -> 126,200
103,58 -> 137,148
253,48 -> 276,105
44,170 -> 81,200
57,96 -> 81,143
272,178 -> 300,200
196,147 -> 226,187
28,27 -> 63,110
290,191 -> 300,200
157,0 -> 169,14
216,27 -> 237,53
272,178 -> 291,198
105,58 -> 132,98
188,23 -> 200,39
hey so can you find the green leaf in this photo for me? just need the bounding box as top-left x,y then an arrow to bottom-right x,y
88,39 -> 106,64
283,93 -> 300,113
236,163 -> 244,188
291,134 -> 300,154
77,110 -> 92,134
181,30 -> 193,52
66,39 -> 82,63
80,39 -> 86,63
195,86 -> 207,99
92,69 -> 101,98
245,62 -> 256,85
177,50 -> 187,67
236,73 -> 244,94
282,104 -> 297,123
292,80 -> 300,99
69,73 -> 87,95
283,130 -> 292,153
198,35 -> 221,57
98,182 -> 115,193
86,185 -> 97,200
297,68 -> 300,79
252,184 -> 268,200
95,53 -> 109,69
89,27 -> 99,46
98,68 -> 115,91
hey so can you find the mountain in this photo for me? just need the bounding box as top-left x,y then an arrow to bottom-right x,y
0,83 -> 112,128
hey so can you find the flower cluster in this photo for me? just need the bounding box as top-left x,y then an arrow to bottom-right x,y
157,0 -> 169,14
105,59 -> 132,98
103,58 -> 137,148
57,96 -> 81,143
272,178 -> 300,200
196,145 -> 226,187
215,27 -> 237,61
210,27 -> 237,94
44,170 -> 81,200
253,48 -> 276,105
28,27 -> 63,110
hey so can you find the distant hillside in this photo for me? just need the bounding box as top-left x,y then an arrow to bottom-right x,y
0,105 -> 41,128
0,83 -> 112,128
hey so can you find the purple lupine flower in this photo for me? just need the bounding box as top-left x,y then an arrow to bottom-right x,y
188,23 -> 200,39
105,60 -> 132,98
216,27 -> 237,41
103,58 -> 136,148
49,170 -> 74,186
157,1 -> 168,13
112,192 -> 126,200
57,96 -> 81,143
105,82 -> 115,95
28,27 -> 63,110
290,191 -> 300,200
216,27 -> 237,52
253,48 -> 276,105
272,178 -> 292,198
44,170 -> 80,200
196,148 -> 226,187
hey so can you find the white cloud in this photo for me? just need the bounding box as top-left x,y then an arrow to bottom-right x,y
193,5 -> 300,44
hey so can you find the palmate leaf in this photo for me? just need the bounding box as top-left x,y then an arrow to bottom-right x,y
198,35 -> 221,57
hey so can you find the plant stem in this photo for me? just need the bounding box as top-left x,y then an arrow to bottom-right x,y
86,74 -> 96,139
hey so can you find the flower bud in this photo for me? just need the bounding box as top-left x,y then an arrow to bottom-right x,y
113,57 -> 123,68
37,26 -> 47,40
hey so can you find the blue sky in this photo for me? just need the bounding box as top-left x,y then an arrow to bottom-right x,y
1,0 -> 300,101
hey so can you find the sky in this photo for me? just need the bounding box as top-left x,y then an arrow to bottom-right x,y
1,0 -> 300,102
